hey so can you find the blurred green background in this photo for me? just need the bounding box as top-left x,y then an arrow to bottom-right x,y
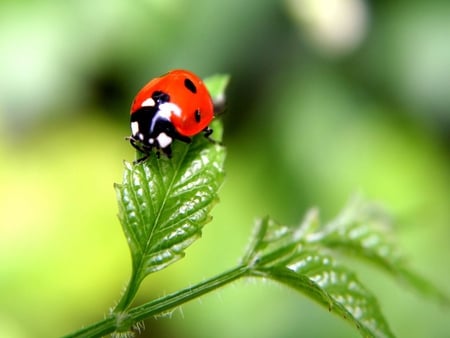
1,0 -> 449,337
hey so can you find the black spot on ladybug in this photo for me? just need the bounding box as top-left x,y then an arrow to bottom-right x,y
152,91 -> 170,104
194,109 -> 201,123
184,78 -> 197,94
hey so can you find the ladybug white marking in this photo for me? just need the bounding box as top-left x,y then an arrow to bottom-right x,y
156,132 -> 172,148
141,98 -> 156,107
158,102 -> 182,118
131,121 -> 139,136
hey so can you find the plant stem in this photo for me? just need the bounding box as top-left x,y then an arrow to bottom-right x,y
112,270 -> 141,313
63,264 -> 249,338
129,264 -> 248,322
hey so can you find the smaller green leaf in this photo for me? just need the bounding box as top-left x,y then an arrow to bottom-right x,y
317,198 -> 450,305
244,216 -> 396,338
241,216 -> 297,266
255,266 -> 334,311
285,252 -> 395,338
315,198 -> 402,267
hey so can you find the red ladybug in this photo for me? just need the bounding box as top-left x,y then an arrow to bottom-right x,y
129,69 -> 215,161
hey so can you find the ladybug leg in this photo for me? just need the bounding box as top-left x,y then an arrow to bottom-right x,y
128,136 -> 144,152
203,127 -> 222,145
159,131 -> 187,158
203,126 -> 213,138
127,136 -> 152,164
134,154 -> 150,164
161,146 -> 172,158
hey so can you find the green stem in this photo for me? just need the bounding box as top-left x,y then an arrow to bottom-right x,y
63,265 -> 249,338
112,270 -> 142,313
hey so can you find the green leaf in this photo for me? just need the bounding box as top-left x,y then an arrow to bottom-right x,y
241,216 -> 301,268
284,254 -> 394,338
316,198 -> 450,305
260,265 -> 395,338
203,73 -> 230,103
244,216 -> 396,338
313,198 -> 403,270
115,120 -> 225,289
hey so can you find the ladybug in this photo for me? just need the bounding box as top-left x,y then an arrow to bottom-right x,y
128,69 -> 215,162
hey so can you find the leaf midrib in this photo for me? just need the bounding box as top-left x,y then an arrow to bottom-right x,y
136,145 -> 191,279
